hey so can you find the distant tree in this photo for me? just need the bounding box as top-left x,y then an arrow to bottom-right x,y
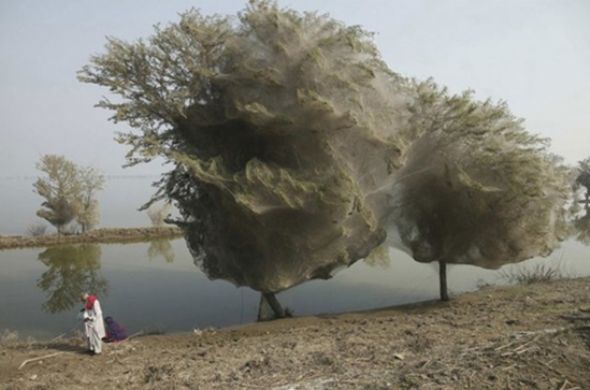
33,155 -> 82,235
27,222 -> 48,237
77,167 -> 105,233
146,202 -> 172,227
33,155 -> 105,234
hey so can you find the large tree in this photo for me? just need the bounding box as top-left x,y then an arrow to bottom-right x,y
387,81 -> 570,300
79,1 -> 570,314
79,1 -> 413,318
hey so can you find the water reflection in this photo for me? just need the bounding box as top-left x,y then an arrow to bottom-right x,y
37,244 -> 108,313
147,239 -> 175,263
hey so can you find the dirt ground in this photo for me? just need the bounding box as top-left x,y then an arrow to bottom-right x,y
1,277 -> 589,389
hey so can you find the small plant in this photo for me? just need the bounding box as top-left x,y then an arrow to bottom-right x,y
27,223 -> 48,237
0,329 -> 19,345
500,263 -> 566,285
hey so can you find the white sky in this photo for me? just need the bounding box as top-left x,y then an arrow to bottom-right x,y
0,0 -> 588,177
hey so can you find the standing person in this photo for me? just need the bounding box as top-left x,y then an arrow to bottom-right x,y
80,292 -> 106,355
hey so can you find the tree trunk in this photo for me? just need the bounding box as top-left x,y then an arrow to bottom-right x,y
257,292 -> 286,321
439,260 -> 449,301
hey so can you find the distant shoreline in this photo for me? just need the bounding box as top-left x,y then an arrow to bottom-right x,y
0,226 -> 184,250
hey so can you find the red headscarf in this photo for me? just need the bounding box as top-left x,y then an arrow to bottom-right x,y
85,295 -> 97,310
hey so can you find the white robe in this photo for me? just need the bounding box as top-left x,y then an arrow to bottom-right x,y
83,299 -> 106,354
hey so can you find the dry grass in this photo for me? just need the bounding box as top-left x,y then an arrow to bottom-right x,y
0,330 -> 19,346
500,263 -> 567,285
0,227 -> 183,250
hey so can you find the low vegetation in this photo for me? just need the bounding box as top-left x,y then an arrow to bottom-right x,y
0,227 -> 183,250
26,223 -> 48,237
500,263 -> 567,285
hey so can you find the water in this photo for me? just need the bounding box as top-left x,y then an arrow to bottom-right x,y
0,238 -> 588,339
1,177 -> 588,337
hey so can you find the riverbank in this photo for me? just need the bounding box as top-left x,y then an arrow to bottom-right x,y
1,277 -> 589,389
0,227 -> 183,250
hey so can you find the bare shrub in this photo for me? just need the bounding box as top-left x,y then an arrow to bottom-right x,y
27,223 -> 48,237
500,263 -> 567,285
0,329 -> 19,345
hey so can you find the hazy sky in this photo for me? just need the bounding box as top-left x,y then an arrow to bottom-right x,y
1,0 -> 588,177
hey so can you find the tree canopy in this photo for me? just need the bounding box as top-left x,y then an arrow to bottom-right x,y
33,155 -> 104,234
387,81 -> 570,269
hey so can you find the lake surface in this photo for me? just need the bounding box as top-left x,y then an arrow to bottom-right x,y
1,238 -> 588,339
1,176 -> 589,338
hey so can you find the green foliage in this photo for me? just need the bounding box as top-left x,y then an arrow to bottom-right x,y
33,155 -> 104,234
79,1 -> 404,293
79,0 -> 571,294
34,155 -> 82,234
390,80 -> 571,268
77,167 -> 105,233
146,202 -> 172,227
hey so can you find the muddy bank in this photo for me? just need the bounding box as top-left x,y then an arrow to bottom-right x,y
1,277 -> 589,389
0,227 -> 183,250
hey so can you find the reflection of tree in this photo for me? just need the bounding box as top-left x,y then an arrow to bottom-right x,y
37,244 -> 107,313
147,239 -> 175,263
574,210 -> 590,245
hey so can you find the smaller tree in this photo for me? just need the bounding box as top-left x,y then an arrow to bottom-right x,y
33,155 -> 82,235
146,202 -> 173,227
27,222 -> 48,237
77,167 -> 105,233
33,155 -> 105,234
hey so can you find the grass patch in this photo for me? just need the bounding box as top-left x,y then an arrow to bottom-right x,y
499,263 -> 567,285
